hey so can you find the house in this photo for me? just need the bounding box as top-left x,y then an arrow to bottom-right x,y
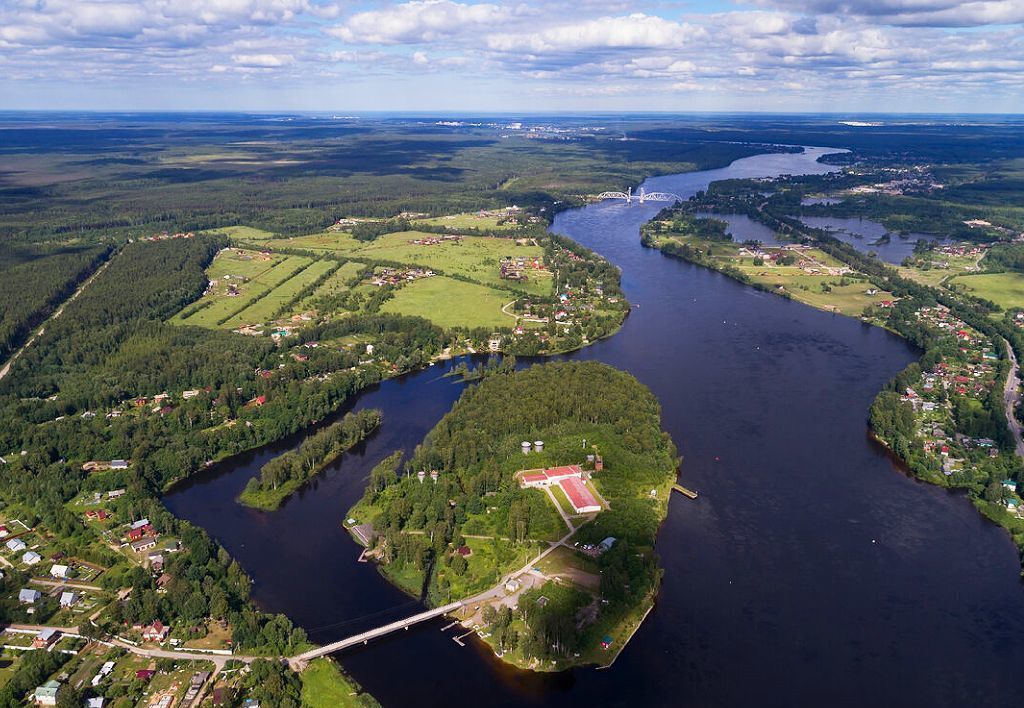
6,538 -> 26,553
49,564 -> 70,579
59,591 -> 79,607
107,488 -> 126,499
33,680 -> 60,706
600,635 -> 614,650
86,698 -> 105,708
140,620 -> 169,642
598,537 -> 617,553
456,545 -> 472,557
1002,479 -> 1017,492
131,537 -> 157,553
0,525 -> 8,537
504,579 -> 521,593
110,459 -> 129,470
135,669 -> 156,681
148,553 -> 164,570
23,550 -> 41,565
32,628 -> 59,649
19,588 -> 41,604
156,573 -> 172,588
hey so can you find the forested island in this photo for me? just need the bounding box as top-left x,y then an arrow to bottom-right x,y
345,361 -> 679,670
239,409 -> 382,511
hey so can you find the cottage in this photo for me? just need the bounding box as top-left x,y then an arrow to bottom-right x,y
131,537 -> 158,553
140,620 -> 169,643
135,669 -> 156,681
504,579 -> 521,593
59,591 -> 79,607
23,550 -> 41,565
6,538 -> 26,553
32,628 -> 59,649
19,588 -> 41,604
110,459 -> 129,470
33,680 -> 60,706
598,537 -> 617,553
49,564 -> 70,579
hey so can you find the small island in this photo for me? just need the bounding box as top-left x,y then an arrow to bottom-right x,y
239,408 -> 382,510
345,361 -> 679,670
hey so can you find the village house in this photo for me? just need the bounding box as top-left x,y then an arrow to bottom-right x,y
49,563 -> 70,579
19,588 -> 41,604
131,537 -> 158,553
23,550 -> 41,565
32,628 -> 59,649
33,680 -> 61,706
137,620 -> 169,643
59,591 -> 79,608
6,538 -> 26,553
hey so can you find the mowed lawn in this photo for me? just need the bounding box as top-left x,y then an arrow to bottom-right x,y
260,231 -> 551,296
380,276 -> 514,329
951,272 -> 1024,311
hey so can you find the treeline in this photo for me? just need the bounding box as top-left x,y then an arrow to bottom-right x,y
240,408 -> 382,510
0,243 -> 112,363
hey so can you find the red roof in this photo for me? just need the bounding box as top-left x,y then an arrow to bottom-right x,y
456,546 -> 472,557
545,465 -> 583,480
521,472 -> 548,485
136,669 -> 155,680
560,476 -> 600,513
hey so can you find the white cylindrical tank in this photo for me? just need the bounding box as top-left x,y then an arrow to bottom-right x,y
534,440 -> 544,452
521,441 -> 531,454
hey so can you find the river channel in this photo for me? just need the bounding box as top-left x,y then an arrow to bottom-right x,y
165,148 -> 1024,707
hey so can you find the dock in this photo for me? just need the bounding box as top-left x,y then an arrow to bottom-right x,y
672,484 -> 698,499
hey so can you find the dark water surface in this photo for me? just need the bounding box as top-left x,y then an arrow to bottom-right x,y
796,215 -> 948,264
165,148 -> 1024,707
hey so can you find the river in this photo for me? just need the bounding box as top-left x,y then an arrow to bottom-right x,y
165,147 -> 1024,707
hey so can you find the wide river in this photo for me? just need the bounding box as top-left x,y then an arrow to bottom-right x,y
165,148 -> 1024,707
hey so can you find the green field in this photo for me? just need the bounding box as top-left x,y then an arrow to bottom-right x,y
300,658 -> 380,708
223,259 -> 336,327
255,230 -> 551,296
411,211 -> 522,230
171,251 -> 315,328
303,261 -> 365,307
204,225 -> 278,240
380,276 -> 515,329
950,271 -> 1024,310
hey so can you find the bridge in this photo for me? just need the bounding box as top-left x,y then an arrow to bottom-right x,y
290,600 -> 465,668
595,186 -> 682,205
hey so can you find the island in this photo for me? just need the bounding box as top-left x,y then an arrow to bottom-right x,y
238,409 -> 383,511
344,361 -> 679,670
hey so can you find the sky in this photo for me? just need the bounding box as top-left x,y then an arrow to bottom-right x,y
0,0 -> 1022,113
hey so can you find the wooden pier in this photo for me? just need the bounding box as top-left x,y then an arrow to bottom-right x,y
672,484 -> 698,499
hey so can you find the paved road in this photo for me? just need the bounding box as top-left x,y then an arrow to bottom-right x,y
1002,338 -> 1024,457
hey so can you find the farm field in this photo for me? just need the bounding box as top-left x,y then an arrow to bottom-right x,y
302,261 -> 366,307
222,258 -> 337,327
950,272 -> 1024,311
249,230 -> 551,296
380,276 -> 515,330
171,250 -> 314,328
203,225 -> 278,240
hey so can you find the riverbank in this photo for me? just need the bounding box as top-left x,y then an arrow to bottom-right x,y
644,194 -> 1024,571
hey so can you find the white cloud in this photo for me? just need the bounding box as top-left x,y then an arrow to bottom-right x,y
232,53 -> 294,67
328,1 -> 508,44
486,14 -> 704,53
